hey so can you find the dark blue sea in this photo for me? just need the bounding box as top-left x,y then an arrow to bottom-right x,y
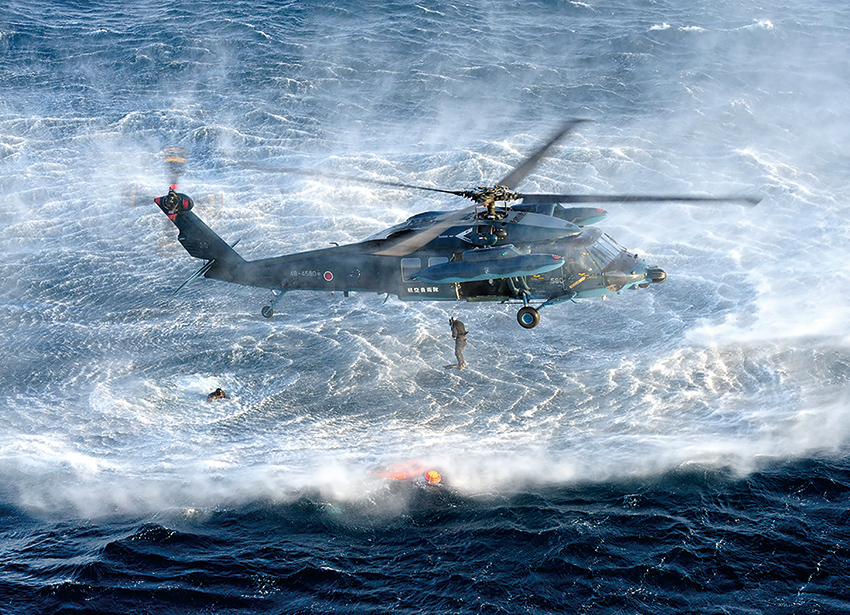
2,1 -> 850,613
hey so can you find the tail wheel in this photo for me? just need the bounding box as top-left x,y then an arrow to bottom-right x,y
261,306 -> 274,318
517,306 -> 540,329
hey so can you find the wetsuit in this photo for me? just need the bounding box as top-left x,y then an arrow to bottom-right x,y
206,388 -> 229,402
450,318 -> 467,369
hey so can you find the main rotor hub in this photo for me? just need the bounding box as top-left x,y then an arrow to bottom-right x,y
462,185 -> 520,219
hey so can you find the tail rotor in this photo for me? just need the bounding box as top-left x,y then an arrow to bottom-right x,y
163,146 -> 188,190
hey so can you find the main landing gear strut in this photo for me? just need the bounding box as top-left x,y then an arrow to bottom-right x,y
516,291 -> 540,329
514,291 -> 576,329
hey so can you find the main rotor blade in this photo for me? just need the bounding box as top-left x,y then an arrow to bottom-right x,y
496,119 -> 589,190
373,205 -> 478,257
237,162 -> 467,198
518,193 -> 761,206
239,161 -> 482,257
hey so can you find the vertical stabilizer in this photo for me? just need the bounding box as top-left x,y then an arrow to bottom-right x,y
154,190 -> 245,269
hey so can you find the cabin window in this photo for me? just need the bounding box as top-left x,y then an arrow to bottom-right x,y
401,258 -> 422,281
428,257 -> 449,267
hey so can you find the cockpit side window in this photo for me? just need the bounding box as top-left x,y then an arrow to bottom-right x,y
563,249 -> 600,277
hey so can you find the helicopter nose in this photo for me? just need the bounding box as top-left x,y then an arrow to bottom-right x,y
647,267 -> 666,283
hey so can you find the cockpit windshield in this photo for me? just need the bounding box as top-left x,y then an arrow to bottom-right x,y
589,233 -> 623,267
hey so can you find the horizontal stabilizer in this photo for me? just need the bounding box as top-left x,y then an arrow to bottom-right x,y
173,259 -> 216,295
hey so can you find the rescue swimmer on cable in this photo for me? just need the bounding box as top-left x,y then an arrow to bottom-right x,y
153,121 -> 759,328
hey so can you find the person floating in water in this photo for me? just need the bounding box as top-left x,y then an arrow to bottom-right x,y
449,316 -> 468,370
206,387 -> 229,402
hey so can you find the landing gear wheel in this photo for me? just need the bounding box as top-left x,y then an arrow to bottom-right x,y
517,306 -> 540,329
261,306 -> 274,318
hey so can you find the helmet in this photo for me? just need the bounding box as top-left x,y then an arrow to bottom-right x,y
424,470 -> 442,485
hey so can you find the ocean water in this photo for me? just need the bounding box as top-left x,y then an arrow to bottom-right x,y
2,1 -> 850,612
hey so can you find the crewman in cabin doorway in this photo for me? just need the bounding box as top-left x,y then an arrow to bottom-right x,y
449,317 -> 468,370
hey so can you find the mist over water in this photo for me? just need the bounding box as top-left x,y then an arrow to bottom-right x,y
1,1 -> 849,612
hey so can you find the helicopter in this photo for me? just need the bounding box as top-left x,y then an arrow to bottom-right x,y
153,121 -> 759,329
